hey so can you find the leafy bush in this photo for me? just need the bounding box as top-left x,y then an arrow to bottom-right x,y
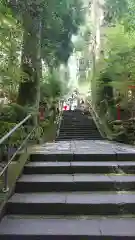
0,105 -> 17,123
11,103 -> 28,121
0,103 -> 28,123
0,121 -> 26,147
0,121 -> 45,162
0,121 -> 44,147
39,119 -> 50,132
29,126 -> 44,142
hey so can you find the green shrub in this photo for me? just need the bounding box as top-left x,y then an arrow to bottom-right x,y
0,121 -> 26,147
11,103 -> 27,122
0,105 -> 17,122
29,126 -> 44,142
0,104 -> 28,123
39,119 -> 50,131
0,121 -> 44,149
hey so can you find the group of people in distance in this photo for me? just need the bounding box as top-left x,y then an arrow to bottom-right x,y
63,90 -> 85,111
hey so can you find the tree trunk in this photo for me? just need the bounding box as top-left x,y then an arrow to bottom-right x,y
17,12 -> 41,111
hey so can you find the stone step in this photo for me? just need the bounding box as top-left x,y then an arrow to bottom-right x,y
60,122 -> 96,125
15,174 -> 135,193
60,122 -> 95,126
58,133 -> 101,137
61,115 -> 92,118
59,131 -> 99,135
7,192 -> 135,215
57,134 -> 102,137
58,135 -> 101,139
24,161 -> 71,174
61,116 -> 93,119
0,215 -> 135,239
59,129 -> 99,133
59,130 -> 98,133
61,120 -> 98,124
57,136 -> 103,140
23,161 -> 135,174
60,127 -> 98,130
60,125 -> 98,128
61,118 -> 94,121
30,153 -> 116,162
60,118 -> 94,121
61,122 -> 94,125
60,126 -> 96,130
59,128 -> 99,131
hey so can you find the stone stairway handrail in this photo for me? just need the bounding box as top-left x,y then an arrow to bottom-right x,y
56,100 -> 64,138
87,100 -> 107,139
0,113 -> 38,193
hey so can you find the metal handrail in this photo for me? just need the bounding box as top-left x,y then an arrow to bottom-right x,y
0,113 -> 36,193
0,114 -> 32,145
56,101 -> 63,138
87,100 -> 107,138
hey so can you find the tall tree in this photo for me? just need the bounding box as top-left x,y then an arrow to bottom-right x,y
17,6 -> 42,106
104,0 -> 128,24
2,0 -> 84,109
104,0 -> 135,32
41,0 -> 84,67
0,1 -> 22,100
16,0 -> 84,106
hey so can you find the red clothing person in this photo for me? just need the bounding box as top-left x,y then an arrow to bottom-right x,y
64,105 -> 67,111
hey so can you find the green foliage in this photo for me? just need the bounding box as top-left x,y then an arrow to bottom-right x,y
0,104 -> 28,122
123,0 -> 135,32
108,26 -> 135,87
104,0 -> 128,24
0,121 -> 26,147
0,3 -> 22,94
94,23 -> 135,131
41,0 -> 84,66
0,0 -> 84,149
90,0 -> 135,143
0,121 -> 44,149
95,25 -> 135,96
0,105 -> 17,122
29,126 -> 44,142
40,68 -> 69,103
39,119 -> 50,132
8,0 -> 84,66
74,23 -> 91,84
0,0 -> 84,108
41,71 -> 61,101
104,0 -> 135,32
75,26 -> 91,52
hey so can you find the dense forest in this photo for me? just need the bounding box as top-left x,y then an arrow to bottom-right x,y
0,0 -> 84,144
1,0 -> 135,144
90,0 -> 135,143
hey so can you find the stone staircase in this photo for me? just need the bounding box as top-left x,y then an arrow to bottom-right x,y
56,109 -> 103,140
0,108 -> 135,238
0,140 -> 135,238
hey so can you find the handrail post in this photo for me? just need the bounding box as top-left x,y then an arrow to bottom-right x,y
2,146 -> 9,193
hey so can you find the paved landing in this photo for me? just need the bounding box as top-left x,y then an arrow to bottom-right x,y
30,140 -> 135,155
